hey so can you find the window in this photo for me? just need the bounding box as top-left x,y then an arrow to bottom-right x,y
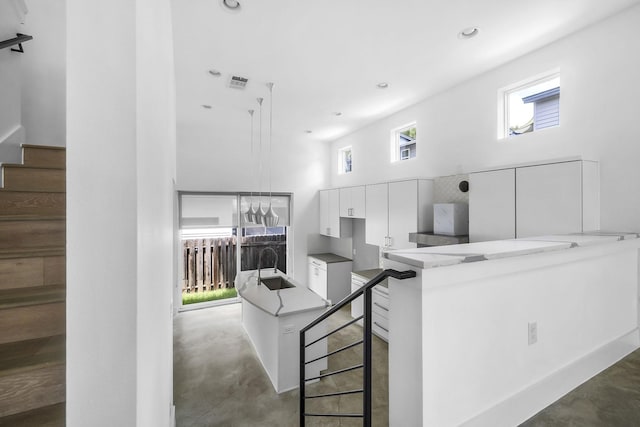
391,123 -> 417,162
338,146 -> 352,174
500,72 -> 560,138
178,192 -> 291,309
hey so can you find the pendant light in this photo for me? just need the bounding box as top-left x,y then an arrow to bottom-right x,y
253,97 -> 266,225
243,109 -> 255,223
263,82 -> 279,227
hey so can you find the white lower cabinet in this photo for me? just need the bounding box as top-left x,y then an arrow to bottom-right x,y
307,255 -> 352,304
351,272 -> 389,342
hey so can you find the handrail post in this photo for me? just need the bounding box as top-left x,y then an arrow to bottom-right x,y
300,329 -> 306,425
363,286 -> 373,427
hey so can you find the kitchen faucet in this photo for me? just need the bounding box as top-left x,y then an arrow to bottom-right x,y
257,247 -> 278,286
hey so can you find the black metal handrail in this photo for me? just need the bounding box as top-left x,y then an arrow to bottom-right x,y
299,268 -> 416,426
0,33 -> 33,53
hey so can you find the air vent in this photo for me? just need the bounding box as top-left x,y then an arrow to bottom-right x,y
228,75 -> 249,89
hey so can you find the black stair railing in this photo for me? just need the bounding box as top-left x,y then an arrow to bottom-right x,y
299,268 -> 416,426
0,33 -> 33,53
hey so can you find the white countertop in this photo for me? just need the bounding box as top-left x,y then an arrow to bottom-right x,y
383,231 -> 637,269
236,269 -> 329,317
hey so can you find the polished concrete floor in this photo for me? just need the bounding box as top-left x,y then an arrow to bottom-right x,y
174,302 -> 388,427
174,303 -> 640,427
520,348 -> 640,427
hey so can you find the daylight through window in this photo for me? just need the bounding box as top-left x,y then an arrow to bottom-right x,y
338,146 -> 352,174
502,73 -> 560,138
391,123 -> 417,162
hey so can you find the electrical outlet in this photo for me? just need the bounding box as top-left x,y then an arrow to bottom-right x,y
283,325 -> 295,334
352,248 -> 357,256
528,322 -> 538,345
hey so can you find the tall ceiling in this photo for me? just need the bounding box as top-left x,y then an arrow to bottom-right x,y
171,0 -> 639,145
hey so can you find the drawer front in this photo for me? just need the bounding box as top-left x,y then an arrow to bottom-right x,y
372,313 -> 389,342
372,287 -> 389,317
351,282 -> 364,320
309,257 -> 327,270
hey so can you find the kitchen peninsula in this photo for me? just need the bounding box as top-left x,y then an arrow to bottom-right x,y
382,232 -> 640,426
236,269 -> 329,393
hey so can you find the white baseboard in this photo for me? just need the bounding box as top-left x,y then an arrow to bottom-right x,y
461,329 -> 640,427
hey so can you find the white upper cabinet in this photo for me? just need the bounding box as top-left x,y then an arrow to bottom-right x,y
365,183 -> 388,247
319,188 -> 350,238
469,160 -> 599,242
469,169 -> 516,242
366,179 -> 434,249
339,185 -> 366,218
516,160 -> 599,238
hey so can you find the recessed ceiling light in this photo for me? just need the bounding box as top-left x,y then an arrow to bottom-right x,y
333,112 -> 342,116
304,130 -> 313,134
208,69 -> 222,77
222,0 -> 240,10
377,82 -> 389,89
458,27 -> 479,39
202,104 -> 212,109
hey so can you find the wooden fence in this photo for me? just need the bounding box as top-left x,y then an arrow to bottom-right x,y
182,237 -> 237,293
181,234 -> 287,294
240,234 -> 287,274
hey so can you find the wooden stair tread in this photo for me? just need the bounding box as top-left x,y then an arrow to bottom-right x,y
0,335 -> 65,377
0,402 -> 64,427
21,144 -> 65,151
0,285 -> 65,310
0,215 -> 65,221
0,163 -> 65,171
0,247 -> 65,260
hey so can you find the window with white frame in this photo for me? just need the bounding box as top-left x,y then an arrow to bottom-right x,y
500,72 -> 560,138
391,123 -> 417,162
338,146 -> 352,174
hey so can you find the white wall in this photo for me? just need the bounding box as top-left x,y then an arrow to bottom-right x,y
176,123 -> 330,281
135,0 -> 176,424
67,0 -> 175,426
21,0 -> 66,147
0,0 -> 26,162
330,4 -> 640,233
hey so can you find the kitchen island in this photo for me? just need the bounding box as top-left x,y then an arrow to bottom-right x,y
382,232 -> 640,426
236,269 -> 329,393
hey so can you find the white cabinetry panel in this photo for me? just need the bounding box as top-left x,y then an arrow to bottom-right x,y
319,189 -> 350,237
365,183 -> 388,247
469,169 -> 516,242
388,180 -> 418,249
516,161 -> 582,238
339,186 -> 366,219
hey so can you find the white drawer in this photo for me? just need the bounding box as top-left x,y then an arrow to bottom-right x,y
372,313 -> 389,342
372,287 -> 389,318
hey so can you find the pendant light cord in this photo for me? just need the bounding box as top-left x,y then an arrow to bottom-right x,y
268,83 -> 274,200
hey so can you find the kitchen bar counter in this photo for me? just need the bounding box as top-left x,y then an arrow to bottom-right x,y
382,231 -> 640,426
307,252 -> 352,264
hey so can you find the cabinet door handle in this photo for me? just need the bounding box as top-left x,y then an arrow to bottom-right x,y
374,302 -> 389,312
374,321 -> 389,333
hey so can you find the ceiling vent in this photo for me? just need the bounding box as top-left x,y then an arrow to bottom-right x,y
228,75 -> 249,90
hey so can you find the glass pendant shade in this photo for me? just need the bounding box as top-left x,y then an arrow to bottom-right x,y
263,203 -> 279,227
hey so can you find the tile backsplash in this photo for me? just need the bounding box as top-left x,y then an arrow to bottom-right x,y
434,174 -> 469,204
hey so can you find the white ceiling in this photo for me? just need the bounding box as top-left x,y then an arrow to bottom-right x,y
171,0 -> 639,145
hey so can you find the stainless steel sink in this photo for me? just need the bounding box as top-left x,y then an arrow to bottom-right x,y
261,276 -> 295,291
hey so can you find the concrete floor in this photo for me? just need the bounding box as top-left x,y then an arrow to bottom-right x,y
174,302 -> 388,427
174,303 -> 640,427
